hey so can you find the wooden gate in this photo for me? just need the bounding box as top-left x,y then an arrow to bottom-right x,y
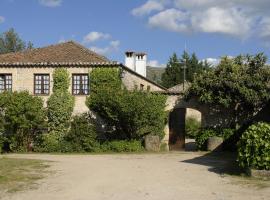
169,108 -> 186,150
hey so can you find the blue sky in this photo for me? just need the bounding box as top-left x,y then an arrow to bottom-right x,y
0,0 -> 270,67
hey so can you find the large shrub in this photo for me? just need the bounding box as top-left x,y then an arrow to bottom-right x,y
64,114 -> 98,152
47,68 -> 74,136
196,128 -> 235,151
86,68 -> 167,140
99,140 -> 144,152
0,91 -> 46,152
238,122 -> 270,170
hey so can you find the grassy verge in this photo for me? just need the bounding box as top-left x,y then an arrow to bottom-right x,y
0,157 -> 50,193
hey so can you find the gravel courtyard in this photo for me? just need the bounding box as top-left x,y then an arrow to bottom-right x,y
1,152 -> 270,200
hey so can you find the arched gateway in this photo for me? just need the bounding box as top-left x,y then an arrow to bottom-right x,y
162,91 -> 205,151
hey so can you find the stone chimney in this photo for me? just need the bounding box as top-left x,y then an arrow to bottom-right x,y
125,51 -> 147,77
125,51 -> 136,71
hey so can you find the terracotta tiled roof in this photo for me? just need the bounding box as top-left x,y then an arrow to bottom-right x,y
0,41 -> 109,63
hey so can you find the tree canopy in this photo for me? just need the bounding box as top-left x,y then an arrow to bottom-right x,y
161,51 -> 210,88
185,53 -> 270,127
0,28 -> 33,54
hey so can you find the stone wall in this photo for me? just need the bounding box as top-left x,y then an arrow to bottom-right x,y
122,68 -> 165,91
0,66 -> 91,114
0,66 -> 166,114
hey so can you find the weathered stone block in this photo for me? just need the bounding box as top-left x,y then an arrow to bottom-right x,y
207,136 -> 223,151
247,168 -> 270,179
145,135 -> 160,152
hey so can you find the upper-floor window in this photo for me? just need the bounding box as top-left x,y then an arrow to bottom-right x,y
140,84 -> 144,90
0,74 -> 12,93
34,74 -> 50,95
72,74 -> 89,95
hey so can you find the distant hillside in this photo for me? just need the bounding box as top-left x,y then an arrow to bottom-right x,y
146,66 -> 165,85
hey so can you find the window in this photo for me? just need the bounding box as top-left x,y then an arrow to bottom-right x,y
0,74 -> 12,93
72,74 -> 89,95
34,74 -> 50,95
140,84 -> 144,90
147,85 -> 151,91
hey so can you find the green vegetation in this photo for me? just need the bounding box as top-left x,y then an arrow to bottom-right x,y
0,28 -> 33,54
186,53 -> 270,128
238,122 -> 270,170
0,91 -> 46,152
185,117 -> 201,139
86,68 -> 167,140
0,158 -> 49,193
196,128 -> 235,151
161,51 -> 210,88
98,140 -> 144,152
45,69 -> 75,150
64,114 -> 98,152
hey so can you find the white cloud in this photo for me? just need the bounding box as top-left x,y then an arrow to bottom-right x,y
0,16 -> 5,24
191,7 -> 251,37
58,37 -> 66,43
132,0 -> 165,16
39,0 -> 62,7
148,8 -> 190,33
147,60 -> 166,67
259,17 -> 270,40
83,31 -> 111,44
202,58 -> 220,66
133,0 -> 270,41
90,40 -> 120,55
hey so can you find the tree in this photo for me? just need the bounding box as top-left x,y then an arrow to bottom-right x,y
185,53 -> 270,128
0,28 -> 33,54
0,91 -> 46,152
161,51 -> 210,88
86,68 -> 167,140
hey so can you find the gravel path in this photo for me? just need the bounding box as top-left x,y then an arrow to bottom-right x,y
1,152 -> 270,200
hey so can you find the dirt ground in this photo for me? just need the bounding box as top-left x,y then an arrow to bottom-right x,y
1,152 -> 270,200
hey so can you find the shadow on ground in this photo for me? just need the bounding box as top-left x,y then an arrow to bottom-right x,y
182,152 -> 245,176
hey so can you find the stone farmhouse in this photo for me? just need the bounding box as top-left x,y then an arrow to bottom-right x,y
0,41 -> 202,150
0,41 -> 166,113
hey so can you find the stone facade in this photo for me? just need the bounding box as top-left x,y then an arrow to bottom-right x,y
122,68 -> 165,91
0,66 -> 165,114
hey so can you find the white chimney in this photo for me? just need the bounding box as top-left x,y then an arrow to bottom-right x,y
135,53 -> 147,77
125,51 -> 136,71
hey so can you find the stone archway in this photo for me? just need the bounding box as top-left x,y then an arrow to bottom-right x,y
163,94 -> 204,151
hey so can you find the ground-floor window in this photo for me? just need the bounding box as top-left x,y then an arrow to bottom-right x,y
34,74 -> 50,95
0,74 -> 12,93
72,74 -> 89,95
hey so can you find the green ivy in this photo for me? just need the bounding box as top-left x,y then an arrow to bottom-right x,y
238,122 -> 270,170
52,68 -> 70,92
47,68 -> 74,137
86,68 -> 167,140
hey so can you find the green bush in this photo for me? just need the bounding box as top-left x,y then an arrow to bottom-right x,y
99,140 -> 144,152
195,129 -> 217,150
238,122 -> 270,170
86,68 -> 167,140
47,68 -> 74,137
0,91 -> 46,152
64,114 -> 98,152
37,132 -> 62,152
195,128 -> 235,151
185,117 -> 200,138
